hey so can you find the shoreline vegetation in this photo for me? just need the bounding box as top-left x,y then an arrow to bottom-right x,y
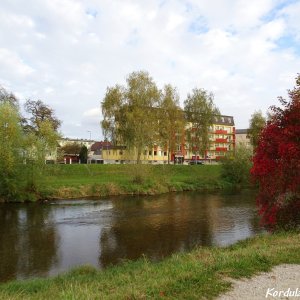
0,232 -> 299,299
38,164 -> 248,201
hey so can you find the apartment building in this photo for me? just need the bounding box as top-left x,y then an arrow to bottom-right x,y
235,129 -> 252,149
102,115 -> 235,164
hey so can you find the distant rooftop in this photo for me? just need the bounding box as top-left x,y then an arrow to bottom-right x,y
61,137 -> 97,142
214,115 -> 235,126
236,129 -> 249,134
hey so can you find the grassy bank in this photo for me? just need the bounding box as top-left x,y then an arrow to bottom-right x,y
0,232 -> 299,299
41,164 -> 233,199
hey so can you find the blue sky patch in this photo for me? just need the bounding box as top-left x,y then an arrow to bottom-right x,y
276,35 -> 300,55
86,8 -> 98,18
188,16 -> 209,35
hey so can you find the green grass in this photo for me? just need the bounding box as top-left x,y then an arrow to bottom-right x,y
0,232 -> 299,299
42,164 -> 228,199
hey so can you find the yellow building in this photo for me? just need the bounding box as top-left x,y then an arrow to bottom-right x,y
102,115 -> 235,164
102,145 -> 169,164
235,129 -> 252,150
184,115 -> 235,161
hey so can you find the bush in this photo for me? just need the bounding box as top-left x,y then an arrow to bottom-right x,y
221,145 -> 252,187
251,75 -> 300,230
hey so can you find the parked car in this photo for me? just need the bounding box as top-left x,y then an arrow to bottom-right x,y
189,160 -> 204,165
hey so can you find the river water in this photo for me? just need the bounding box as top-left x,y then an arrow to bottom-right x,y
0,190 -> 262,282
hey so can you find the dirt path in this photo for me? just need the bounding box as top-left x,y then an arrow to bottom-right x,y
217,264 -> 300,300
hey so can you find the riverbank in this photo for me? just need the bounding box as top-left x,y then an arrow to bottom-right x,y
0,232 -> 299,299
41,164 -> 238,200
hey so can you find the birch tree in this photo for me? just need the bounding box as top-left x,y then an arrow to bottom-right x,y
184,88 -> 220,159
101,71 -> 160,163
158,84 -> 185,163
248,110 -> 266,148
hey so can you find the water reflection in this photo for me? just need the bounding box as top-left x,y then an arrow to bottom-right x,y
99,191 -> 260,267
0,190 -> 261,282
0,204 -> 59,281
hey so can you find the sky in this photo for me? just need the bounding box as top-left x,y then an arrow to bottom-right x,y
0,0 -> 300,140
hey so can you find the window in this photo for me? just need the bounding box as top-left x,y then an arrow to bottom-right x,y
119,151 -> 123,155
149,150 -> 152,155
154,151 -> 157,156
164,151 -> 167,156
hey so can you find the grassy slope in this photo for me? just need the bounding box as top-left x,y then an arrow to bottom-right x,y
42,164 -> 228,199
0,232 -> 299,299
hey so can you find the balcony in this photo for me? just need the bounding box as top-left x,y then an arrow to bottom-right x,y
215,138 -> 227,143
215,147 -> 227,151
215,130 -> 227,134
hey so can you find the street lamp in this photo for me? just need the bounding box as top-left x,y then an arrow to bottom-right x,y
87,130 -> 91,140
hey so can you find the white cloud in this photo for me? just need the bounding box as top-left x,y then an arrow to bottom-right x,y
83,107 -> 100,118
0,0 -> 299,139
0,48 -> 35,77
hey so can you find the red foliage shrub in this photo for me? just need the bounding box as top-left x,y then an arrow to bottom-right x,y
251,75 -> 300,230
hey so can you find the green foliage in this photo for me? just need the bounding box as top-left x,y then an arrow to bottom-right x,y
102,71 -> 160,163
0,103 -> 24,201
101,71 -> 222,163
79,145 -> 88,164
0,85 -> 19,109
60,142 -> 81,155
0,97 -> 61,202
184,88 -> 220,157
158,84 -> 185,163
221,146 -> 253,186
248,110 -> 266,148
24,99 -> 61,133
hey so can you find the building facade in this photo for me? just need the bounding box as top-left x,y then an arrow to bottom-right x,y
235,129 -> 252,149
102,115 -> 235,164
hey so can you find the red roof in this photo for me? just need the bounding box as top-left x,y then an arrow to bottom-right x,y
90,141 -> 112,151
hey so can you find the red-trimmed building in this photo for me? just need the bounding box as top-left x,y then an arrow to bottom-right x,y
171,115 -> 235,163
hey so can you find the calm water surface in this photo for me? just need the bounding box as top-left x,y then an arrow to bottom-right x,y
0,190 -> 262,282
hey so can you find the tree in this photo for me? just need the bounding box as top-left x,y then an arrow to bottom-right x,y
248,110 -> 266,148
24,99 -> 61,133
184,88 -> 220,159
0,85 -> 19,108
221,145 -> 252,187
60,143 -> 82,156
79,145 -> 88,164
24,99 -> 61,164
0,102 -> 24,201
102,71 -> 160,163
251,75 -> 300,230
0,94 -> 60,201
158,84 -> 185,164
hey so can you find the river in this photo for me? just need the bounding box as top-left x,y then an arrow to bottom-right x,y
0,190 -> 262,282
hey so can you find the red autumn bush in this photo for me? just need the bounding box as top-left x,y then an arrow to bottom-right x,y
251,75 -> 300,230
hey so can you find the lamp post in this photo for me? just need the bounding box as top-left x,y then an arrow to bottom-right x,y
87,130 -> 91,140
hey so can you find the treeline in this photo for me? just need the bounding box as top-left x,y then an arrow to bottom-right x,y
0,86 -> 61,201
101,71 -> 219,163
